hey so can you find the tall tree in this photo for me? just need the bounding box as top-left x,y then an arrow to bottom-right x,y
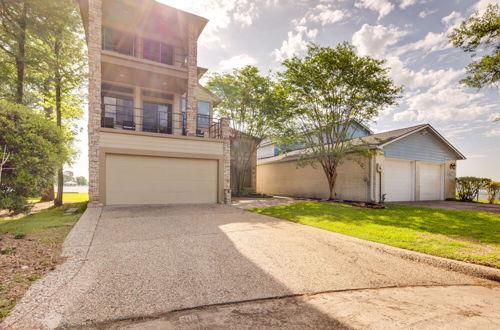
206,66 -> 285,195
37,0 -> 86,206
450,4 -> 500,89
0,0 -> 34,103
277,43 -> 402,200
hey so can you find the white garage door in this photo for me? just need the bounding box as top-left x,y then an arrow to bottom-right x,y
419,162 -> 442,201
384,159 -> 414,202
105,154 -> 218,205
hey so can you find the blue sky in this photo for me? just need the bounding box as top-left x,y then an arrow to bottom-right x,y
70,0 -> 500,180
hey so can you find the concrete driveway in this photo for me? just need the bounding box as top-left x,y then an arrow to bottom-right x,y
4,204 -> 499,329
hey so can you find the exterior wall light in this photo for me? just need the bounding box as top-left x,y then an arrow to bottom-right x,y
449,163 -> 456,170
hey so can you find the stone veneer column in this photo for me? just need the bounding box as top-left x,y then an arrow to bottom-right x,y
221,118 -> 232,204
186,26 -> 198,136
87,0 -> 102,207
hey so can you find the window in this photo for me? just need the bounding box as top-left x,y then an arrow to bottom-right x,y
142,39 -> 174,65
197,101 -> 211,129
143,102 -> 172,134
181,99 -> 212,129
102,94 -> 134,127
102,28 -> 135,56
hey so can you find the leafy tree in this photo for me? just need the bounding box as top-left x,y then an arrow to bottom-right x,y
450,4 -> 500,89
75,176 -> 88,186
63,171 -> 75,184
206,66 -> 286,195
456,176 -> 492,201
486,181 -> 500,204
0,101 -> 65,214
277,43 -> 402,200
35,0 -> 86,205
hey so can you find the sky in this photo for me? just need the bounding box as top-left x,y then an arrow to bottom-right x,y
70,0 -> 500,181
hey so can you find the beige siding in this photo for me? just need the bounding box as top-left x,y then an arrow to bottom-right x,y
106,154 -> 218,205
100,131 -> 224,155
257,157 -> 370,201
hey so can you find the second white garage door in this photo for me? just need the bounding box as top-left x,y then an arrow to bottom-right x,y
384,159 -> 414,202
419,162 -> 442,201
105,154 -> 218,205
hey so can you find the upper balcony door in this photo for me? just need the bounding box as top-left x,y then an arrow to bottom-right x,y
102,94 -> 134,129
143,101 -> 172,134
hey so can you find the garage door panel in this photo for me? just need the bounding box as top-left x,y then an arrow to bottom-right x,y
106,154 -> 218,205
384,159 -> 414,202
419,163 -> 442,201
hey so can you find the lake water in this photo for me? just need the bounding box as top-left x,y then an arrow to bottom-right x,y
54,185 -> 88,194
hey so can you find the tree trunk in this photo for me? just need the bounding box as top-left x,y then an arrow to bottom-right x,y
54,35 -> 64,207
15,1 -> 28,104
55,168 -> 63,206
326,165 -> 338,201
41,185 -> 55,202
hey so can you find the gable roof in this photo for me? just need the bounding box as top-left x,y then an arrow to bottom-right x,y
258,123 -> 465,165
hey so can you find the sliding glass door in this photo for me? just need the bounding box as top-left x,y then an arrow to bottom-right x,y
142,101 -> 172,134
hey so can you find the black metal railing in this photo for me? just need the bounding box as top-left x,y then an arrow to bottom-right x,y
100,104 -> 222,139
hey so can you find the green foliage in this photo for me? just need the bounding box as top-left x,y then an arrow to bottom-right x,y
206,66 -> 287,193
449,4 -> 500,88
276,43 -> 402,199
486,181 -> 500,204
456,176 -> 492,201
0,101 -> 66,214
75,176 -> 88,186
13,233 -> 25,239
251,202 -> 500,267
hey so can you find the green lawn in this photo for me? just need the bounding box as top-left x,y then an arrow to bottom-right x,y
251,202 -> 500,268
29,192 -> 89,204
0,202 -> 87,235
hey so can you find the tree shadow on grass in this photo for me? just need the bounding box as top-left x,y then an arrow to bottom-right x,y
253,202 -> 500,244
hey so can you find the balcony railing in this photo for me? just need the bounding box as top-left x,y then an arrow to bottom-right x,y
101,104 -> 222,139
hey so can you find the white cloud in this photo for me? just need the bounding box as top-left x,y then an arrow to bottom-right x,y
385,56 -> 464,90
418,8 -> 438,18
395,31 -> 450,55
352,24 -> 408,58
295,3 -> 348,26
394,11 -> 463,56
310,7 -> 346,25
394,87 -> 493,122
355,0 -> 394,21
218,54 -> 257,71
485,128 -> 500,137
158,0 -> 281,47
474,0 -> 500,14
399,0 -> 417,9
272,26 -> 318,62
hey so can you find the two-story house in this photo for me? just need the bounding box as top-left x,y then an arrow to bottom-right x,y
77,0 -> 231,207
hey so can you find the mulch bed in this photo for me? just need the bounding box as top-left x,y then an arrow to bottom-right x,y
0,227 -> 71,320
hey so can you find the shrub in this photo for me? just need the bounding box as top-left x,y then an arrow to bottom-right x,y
456,177 -> 491,201
486,181 -> 500,204
0,101 -> 66,214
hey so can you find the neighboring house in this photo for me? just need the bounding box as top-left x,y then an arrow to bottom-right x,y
257,124 -> 465,202
77,0 -> 230,206
257,121 -> 373,159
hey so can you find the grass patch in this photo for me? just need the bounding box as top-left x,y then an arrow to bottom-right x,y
251,202 -> 500,268
0,203 -> 86,235
0,202 -> 86,320
28,192 -> 89,204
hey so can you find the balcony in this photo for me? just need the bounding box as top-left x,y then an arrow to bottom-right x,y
100,103 -> 222,139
